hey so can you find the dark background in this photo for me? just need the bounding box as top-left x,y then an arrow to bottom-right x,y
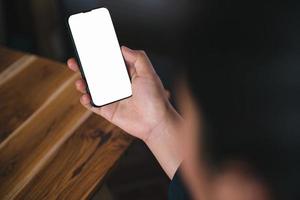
0,0 -> 192,62
0,0 -> 196,102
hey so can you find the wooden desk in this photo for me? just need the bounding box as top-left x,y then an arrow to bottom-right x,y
0,47 -> 133,199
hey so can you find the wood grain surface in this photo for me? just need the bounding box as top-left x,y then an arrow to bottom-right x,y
16,115 -> 132,200
0,47 -> 24,73
0,47 -> 133,199
0,55 -> 73,142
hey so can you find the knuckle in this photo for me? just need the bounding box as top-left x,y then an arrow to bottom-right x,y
137,50 -> 146,57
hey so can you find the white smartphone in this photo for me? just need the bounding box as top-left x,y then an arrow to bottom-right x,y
68,7 -> 132,107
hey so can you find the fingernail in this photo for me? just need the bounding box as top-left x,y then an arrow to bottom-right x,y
68,63 -> 74,68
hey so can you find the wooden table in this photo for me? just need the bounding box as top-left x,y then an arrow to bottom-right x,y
0,46 -> 133,199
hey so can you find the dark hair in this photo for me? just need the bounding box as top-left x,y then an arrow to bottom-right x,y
181,1 -> 300,199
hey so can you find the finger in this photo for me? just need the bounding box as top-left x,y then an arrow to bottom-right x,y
80,94 -> 92,109
165,89 -> 171,100
80,94 -> 103,116
121,46 -> 156,76
67,58 -> 79,72
75,79 -> 86,93
126,62 -> 137,80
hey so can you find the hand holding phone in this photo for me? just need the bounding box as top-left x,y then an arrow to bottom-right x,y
67,46 -> 175,141
67,47 -> 183,179
68,7 -> 183,180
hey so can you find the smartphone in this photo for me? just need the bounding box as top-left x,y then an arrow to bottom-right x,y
68,8 -> 132,107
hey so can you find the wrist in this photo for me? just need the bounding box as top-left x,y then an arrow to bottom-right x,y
143,103 -> 182,145
143,103 -> 184,178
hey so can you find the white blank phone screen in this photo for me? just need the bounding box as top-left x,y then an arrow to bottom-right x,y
68,8 -> 132,107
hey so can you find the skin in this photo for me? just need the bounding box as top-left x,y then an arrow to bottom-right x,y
67,46 -> 183,179
67,46 -> 271,199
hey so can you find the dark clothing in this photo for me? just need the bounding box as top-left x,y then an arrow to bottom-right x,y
168,169 -> 191,200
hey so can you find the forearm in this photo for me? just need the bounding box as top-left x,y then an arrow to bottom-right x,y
143,105 -> 184,179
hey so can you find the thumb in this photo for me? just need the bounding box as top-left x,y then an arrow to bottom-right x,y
121,46 -> 156,77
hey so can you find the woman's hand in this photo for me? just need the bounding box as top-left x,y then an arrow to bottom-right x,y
67,46 -> 183,178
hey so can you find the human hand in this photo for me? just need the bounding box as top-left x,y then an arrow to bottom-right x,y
67,46 -> 174,142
